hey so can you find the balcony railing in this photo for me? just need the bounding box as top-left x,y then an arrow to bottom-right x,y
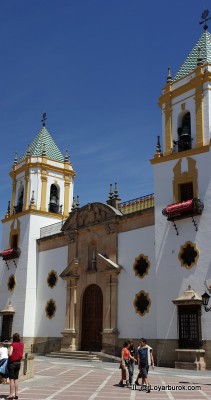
0,248 -> 21,260
40,220 -> 65,238
162,198 -> 204,221
118,194 -> 154,214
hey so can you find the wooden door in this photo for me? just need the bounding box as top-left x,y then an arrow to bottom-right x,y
81,284 -> 103,351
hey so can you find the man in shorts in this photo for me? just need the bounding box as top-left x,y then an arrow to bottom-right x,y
135,338 -> 154,393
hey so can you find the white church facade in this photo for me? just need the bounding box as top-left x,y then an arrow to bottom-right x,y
1,25 -> 211,369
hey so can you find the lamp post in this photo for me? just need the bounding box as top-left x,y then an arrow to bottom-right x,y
201,292 -> 211,312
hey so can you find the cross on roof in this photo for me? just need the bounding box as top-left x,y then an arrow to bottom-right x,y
41,112 -> 47,127
199,9 -> 211,31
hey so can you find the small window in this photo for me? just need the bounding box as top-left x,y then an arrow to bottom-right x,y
177,112 -> 192,152
180,182 -> 193,202
178,305 -> 202,349
14,185 -> 24,214
87,244 -> 97,271
49,184 -> 60,213
11,234 -> 18,249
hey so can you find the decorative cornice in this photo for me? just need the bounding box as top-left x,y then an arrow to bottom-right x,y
2,209 -> 64,223
9,160 -> 75,178
150,144 -> 210,164
159,69 -> 211,108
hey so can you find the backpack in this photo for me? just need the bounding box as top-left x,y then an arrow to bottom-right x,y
138,347 -> 148,367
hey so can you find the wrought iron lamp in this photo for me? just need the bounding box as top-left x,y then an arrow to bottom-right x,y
201,292 -> 211,312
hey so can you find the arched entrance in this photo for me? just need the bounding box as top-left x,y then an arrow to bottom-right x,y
81,284 -> 103,351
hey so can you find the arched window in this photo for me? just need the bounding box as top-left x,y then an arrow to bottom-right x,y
177,112 -> 192,152
49,184 -> 60,213
14,185 -> 24,214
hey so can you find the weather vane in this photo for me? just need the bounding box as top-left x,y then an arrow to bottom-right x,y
199,9 -> 211,31
41,112 -> 47,127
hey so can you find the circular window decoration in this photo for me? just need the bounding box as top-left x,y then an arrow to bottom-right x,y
178,241 -> 199,269
134,290 -> 151,316
45,299 -> 56,319
47,270 -> 58,288
7,275 -> 16,291
133,254 -> 150,279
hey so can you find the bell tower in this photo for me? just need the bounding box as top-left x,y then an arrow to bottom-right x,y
151,15 -> 211,367
158,27 -> 211,158
0,115 -> 75,346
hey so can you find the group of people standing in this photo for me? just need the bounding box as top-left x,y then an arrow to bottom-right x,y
119,338 -> 154,393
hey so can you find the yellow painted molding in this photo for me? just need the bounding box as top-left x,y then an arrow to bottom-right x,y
24,173 -> 30,211
40,170 -> 47,212
159,69 -> 211,107
150,144 -> 210,164
64,176 -> 70,217
195,88 -> 204,146
2,208 -> 64,223
11,179 -> 16,210
9,160 -> 76,178
173,157 -> 198,203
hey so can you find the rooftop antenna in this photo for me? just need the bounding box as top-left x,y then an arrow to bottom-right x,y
41,112 -> 47,127
199,9 -> 211,31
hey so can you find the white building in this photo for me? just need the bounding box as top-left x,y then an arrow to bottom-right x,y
1,26 -> 211,369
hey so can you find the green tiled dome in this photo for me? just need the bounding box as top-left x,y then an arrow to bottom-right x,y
174,31 -> 211,81
20,127 -> 64,162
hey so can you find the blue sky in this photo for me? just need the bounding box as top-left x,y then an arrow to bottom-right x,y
0,0 -> 209,227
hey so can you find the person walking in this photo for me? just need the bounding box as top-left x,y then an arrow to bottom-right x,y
7,333 -> 24,399
119,341 -> 136,388
128,340 -> 136,385
135,338 -> 154,393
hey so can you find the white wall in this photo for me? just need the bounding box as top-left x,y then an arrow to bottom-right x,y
118,225 -> 156,339
35,246 -> 67,337
153,151 -> 211,340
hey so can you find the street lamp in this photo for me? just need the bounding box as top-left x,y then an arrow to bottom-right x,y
201,292 -> 211,312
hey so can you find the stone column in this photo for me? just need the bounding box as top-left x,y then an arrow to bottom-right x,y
40,170 -> 47,211
63,175 -> 70,218
102,272 -> 119,355
164,100 -> 172,155
61,278 -> 78,351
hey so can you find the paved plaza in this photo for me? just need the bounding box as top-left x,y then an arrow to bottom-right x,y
0,356 -> 210,400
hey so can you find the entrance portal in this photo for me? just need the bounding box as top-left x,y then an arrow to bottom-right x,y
81,284 -> 103,351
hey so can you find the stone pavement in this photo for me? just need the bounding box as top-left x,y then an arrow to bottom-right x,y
0,356 -> 210,400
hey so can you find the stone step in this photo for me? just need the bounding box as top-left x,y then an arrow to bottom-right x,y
46,351 -> 101,362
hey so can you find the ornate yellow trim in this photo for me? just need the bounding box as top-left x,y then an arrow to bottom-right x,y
150,144 -> 209,164
159,69 -> 211,107
133,290 -> 151,316
2,208 -> 64,223
178,241 -> 199,269
164,103 -> 172,155
7,274 -> 16,291
40,170 -> 47,212
9,161 -> 76,179
133,254 -> 150,279
173,157 -> 198,203
195,88 -> 204,147
64,176 -> 70,217
11,178 -> 16,211
24,172 -> 30,210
